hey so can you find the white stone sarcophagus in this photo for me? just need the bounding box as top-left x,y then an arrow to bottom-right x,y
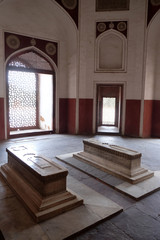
0,146 -> 83,222
73,139 -> 154,184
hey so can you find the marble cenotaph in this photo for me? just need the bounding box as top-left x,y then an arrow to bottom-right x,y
0,146 -> 83,222
74,139 -> 153,184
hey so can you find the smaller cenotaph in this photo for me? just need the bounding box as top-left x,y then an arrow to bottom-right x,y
74,139 -> 154,184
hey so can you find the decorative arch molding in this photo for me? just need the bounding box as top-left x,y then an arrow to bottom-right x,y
5,46 -> 58,74
95,30 -> 127,72
5,32 -> 58,67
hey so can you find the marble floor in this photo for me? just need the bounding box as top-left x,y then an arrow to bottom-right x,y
0,134 -> 160,239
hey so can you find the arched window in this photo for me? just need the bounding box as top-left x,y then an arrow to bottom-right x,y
96,30 -> 127,72
6,50 -> 55,137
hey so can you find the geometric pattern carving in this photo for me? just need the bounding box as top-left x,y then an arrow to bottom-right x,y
5,32 -> 58,66
97,22 -> 107,32
45,43 -> 56,56
30,38 -> 36,46
6,35 -> 20,50
9,52 -> 53,71
117,22 -> 127,32
96,21 -> 128,38
109,22 -> 115,29
9,60 -> 26,68
8,70 -> 37,129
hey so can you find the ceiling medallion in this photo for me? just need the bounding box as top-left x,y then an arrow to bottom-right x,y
151,0 -> 160,6
30,38 -> 36,46
6,35 -> 20,50
117,22 -> 127,32
45,43 -> 56,56
97,22 -> 106,32
61,0 -> 77,10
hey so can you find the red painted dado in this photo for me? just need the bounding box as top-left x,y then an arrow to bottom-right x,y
142,100 -> 153,138
68,99 -> 76,134
59,98 -> 76,134
0,98 -> 5,140
59,99 -> 67,133
125,100 -> 141,137
152,100 -> 160,137
79,99 -> 93,134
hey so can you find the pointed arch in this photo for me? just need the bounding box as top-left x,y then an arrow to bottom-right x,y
6,46 -> 58,74
6,46 -> 57,138
95,29 -> 127,72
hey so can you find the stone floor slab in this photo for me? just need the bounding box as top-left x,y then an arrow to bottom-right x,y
73,221 -> 133,240
111,206 -> 160,240
57,153 -> 160,200
0,174 -> 122,240
2,134 -> 160,239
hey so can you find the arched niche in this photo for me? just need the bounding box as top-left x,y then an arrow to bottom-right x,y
95,30 -> 127,72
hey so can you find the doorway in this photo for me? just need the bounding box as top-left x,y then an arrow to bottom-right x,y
6,50 -> 55,138
96,85 -> 123,134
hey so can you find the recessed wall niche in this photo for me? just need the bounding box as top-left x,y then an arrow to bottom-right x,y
99,34 -> 123,70
95,22 -> 127,72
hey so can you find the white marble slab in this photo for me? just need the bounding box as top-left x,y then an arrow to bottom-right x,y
116,171 -> 160,199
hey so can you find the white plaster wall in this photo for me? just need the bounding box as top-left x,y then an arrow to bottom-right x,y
144,40 -> 156,100
78,0 -> 147,100
144,11 -> 160,100
0,0 -> 78,99
78,0 -> 95,99
154,38 -> 160,100
145,10 -> 160,100
0,29 -> 4,97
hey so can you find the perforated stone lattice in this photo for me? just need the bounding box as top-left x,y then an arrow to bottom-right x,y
8,70 -> 37,128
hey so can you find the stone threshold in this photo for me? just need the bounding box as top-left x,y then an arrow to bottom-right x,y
56,153 -> 160,200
